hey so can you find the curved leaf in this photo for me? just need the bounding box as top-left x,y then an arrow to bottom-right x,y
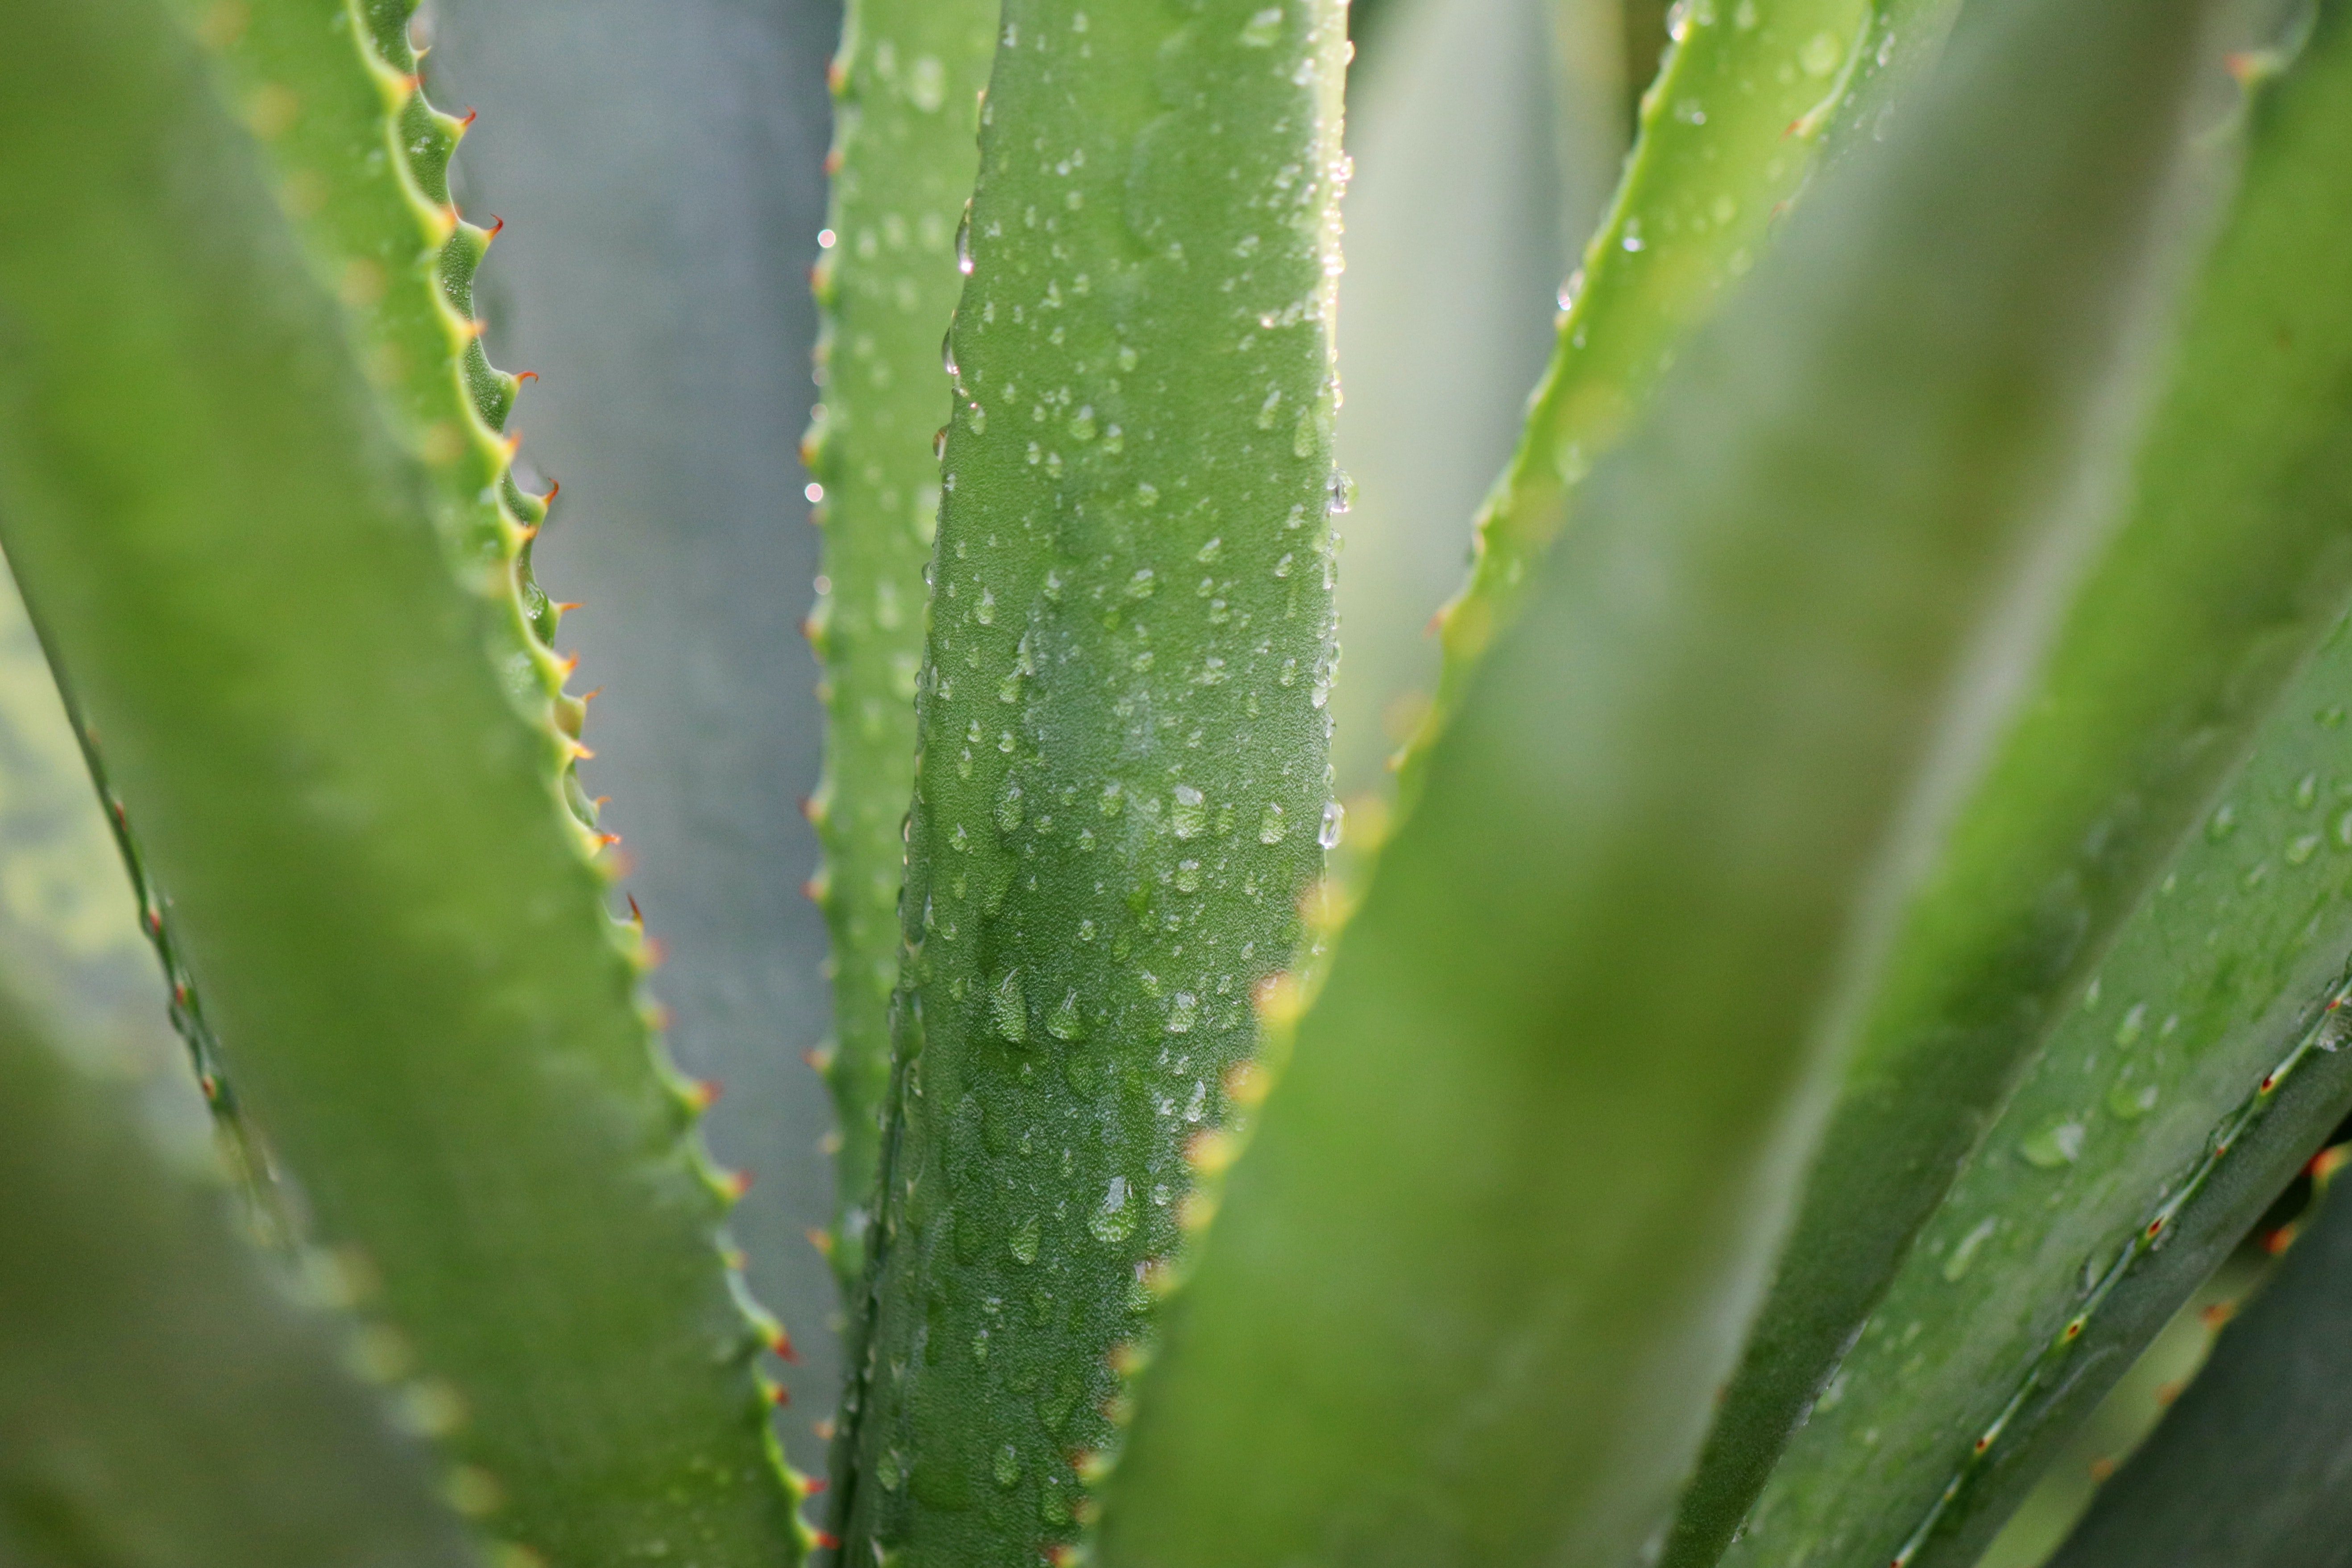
0,988 -> 482,1568
0,4 -> 804,1564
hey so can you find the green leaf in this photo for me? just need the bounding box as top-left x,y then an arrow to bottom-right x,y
1090,0 -> 2219,1561
805,0 -> 999,1295
1395,0 -> 1963,811
827,1 -> 1348,1560
0,986 -> 482,1568
1693,7 -> 2352,1563
2045,1150 -> 2352,1568
0,4 -> 803,1564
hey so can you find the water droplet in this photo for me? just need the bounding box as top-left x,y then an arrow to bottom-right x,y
941,329 -> 958,379
1174,859 -> 1202,893
1258,803 -> 1287,844
2297,772 -> 2319,810
2289,833 -> 2323,866
997,779 -> 1023,832
1171,784 -> 1207,839
1318,799 -> 1346,849
955,200 -> 974,274
1009,1216 -> 1040,1264
1942,1216 -> 1996,1282
2207,803 -> 2239,842
1325,471 -> 1354,515
2021,1120 -> 2085,1169
1799,29 -> 1843,75
1048,991 -> 1085,1041
1166,993 -> 1199,1033
993,969 -> 1028,1042
1238,6 -> 1283,47
994,1444 -> 1022,1489
2107,1080 -> 2159,1120
933,426 -> 948,460
878,1447 -> 906,1491
2114,1002 -> 2145,1047
975,586 -> 995,625
1089,1175 -> 1135,1242
908,54 -> 947,113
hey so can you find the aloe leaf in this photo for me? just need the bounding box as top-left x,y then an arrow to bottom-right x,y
1690,8 -> 2352,1563
826,1 -> 1348,1560
0,990 -> 482,1568
0,6 -> 803,1565
804,0 -> 998,1295
1088,0 -> 2219,1563
2045,1149 -> 2352,1568
0,572 -> 178,1076
1720,631 -> 2352,1568
1392,0 -> 1961,809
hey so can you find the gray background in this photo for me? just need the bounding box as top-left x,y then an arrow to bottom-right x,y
427,0 -> 847,1474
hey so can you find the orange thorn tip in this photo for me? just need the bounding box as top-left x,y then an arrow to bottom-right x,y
802,1046 -> 832,1072
803,1477 -> 829,1495
813,1418 -> 836,1441
720,1169 -> 754,1200
459,106 -> 479,128
625,892 -> 643,923
687,1078 -> 723,1110
544,477 -> 560,502
768,1328 -> 801,1363
812,1533 -> 841,1551
515,369 -> 539,384
580,686 -> 604,705
765,1382 -> 790,1407
805,1226 -> 835,1258
597,832 -> 623,849
555,600 -> 584,613
559,651 -> 581,677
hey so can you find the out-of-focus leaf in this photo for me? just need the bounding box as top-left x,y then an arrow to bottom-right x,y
0,987 -> 482,1568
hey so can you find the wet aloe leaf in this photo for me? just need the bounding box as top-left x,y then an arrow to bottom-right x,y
1394,0 -> 1961,808
1691,6 -> 2352,1562
1720,633 -> 2352,1568
2045,1147 -> 2352,1568
0,988 -> 484,1568
826,1 -> 1348,1560
0,5 -> 802,1564
804,0 -> 999,1295
1090,0 -> 2217,1564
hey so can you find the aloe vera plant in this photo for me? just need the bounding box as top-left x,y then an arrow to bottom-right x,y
15,0 -> 2352,1566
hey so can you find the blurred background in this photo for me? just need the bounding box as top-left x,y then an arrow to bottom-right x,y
0,0 -> 1663,1480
